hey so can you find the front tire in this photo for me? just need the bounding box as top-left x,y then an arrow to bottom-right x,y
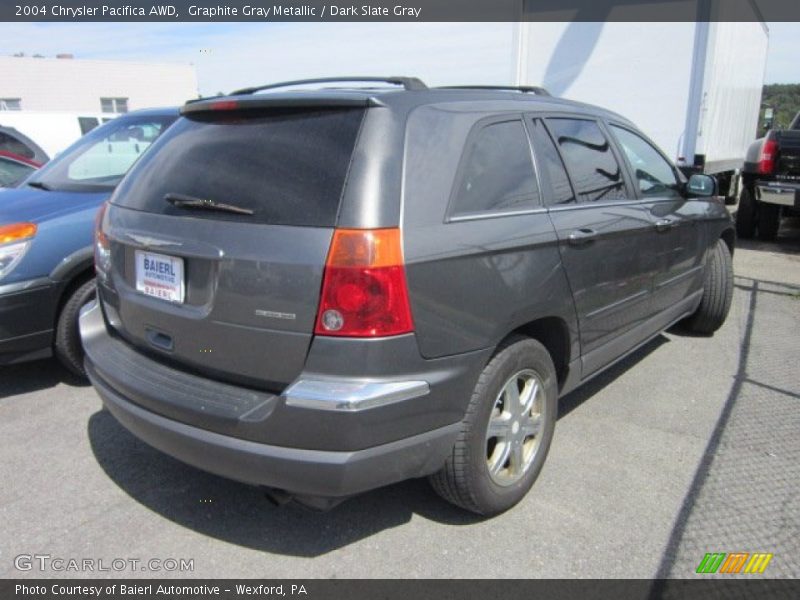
685,239 -> 733,335
429,336 -> 557,515
54,278 -> 96,378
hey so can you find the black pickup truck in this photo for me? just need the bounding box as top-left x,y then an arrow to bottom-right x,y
738,112 -> 800,240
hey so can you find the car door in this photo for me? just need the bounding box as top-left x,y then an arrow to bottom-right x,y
529,116 -> 657,377
608,123 -> 705,314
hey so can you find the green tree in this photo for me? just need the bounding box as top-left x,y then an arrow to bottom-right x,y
759,83 -> 800,134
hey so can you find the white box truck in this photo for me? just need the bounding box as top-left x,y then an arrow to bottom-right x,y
513,20 -> 769,200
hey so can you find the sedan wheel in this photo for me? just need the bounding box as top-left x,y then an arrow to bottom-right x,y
429,336 -> 557,515
486,369 -> 544,486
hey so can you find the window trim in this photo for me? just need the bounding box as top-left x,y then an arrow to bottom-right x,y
606,121 -> 686,201
445,114 -> 543,223
539,113 -> 637,206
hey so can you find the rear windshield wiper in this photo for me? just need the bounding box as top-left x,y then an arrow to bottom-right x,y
165,193 -> 254,216
27,181 -> 53,191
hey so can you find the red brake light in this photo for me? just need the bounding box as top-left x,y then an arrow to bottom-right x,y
315,228 -> 414,337
759,138 -> 778,174
209,100 -> 239,111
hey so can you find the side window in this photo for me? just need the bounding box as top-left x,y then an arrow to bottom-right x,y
610,125 -> 682,199
450,119 -> 539,218
530,119 -> 575,206
101,97 -> 129,114
546,118 -> 629,203
78,117 -> 100,135
66,120 -> 167,182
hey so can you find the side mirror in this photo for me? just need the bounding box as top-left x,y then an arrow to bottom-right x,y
686,173 -> 716,197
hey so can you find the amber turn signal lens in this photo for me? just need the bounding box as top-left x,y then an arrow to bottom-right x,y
325,228 -> 404,268
0,223 -> 37,245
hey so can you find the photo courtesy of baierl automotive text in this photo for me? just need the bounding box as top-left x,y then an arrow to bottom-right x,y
0,0 -> 798,593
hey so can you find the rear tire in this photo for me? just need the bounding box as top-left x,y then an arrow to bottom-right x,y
757,202 -> 780,241
685,239 -> 733,335
429,336 -> 557,515
54,278 -> 96,378
735,187 -> 756,239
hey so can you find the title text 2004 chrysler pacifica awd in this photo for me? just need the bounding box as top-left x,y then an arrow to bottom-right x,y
80,77 -> 734,515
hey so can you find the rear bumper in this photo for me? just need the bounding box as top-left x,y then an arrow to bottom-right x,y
81,300 -> 485,496
0,278 -> 55,365
91,362 -> 459,497
756,182 -> 800,208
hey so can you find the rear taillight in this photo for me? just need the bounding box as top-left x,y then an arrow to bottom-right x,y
94,202 -> 111,280
315,228 -> 414,337
758,138 -> 778,174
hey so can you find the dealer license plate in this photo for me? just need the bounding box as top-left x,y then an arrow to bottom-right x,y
135,250 -> 185,303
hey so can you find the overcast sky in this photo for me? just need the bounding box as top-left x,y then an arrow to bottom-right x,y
0,22 -> 797,95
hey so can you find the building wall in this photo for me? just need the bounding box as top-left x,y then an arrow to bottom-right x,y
0,56 -> 197,113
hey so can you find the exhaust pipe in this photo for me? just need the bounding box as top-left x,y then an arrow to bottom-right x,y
261,487 -> 348,512
261,487 -> 294,507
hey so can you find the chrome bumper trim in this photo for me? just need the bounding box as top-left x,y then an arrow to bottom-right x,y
757,185 -> 797,207
283,379 -> 430,411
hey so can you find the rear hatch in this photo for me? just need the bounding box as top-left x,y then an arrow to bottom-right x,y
99,103 -> 366,391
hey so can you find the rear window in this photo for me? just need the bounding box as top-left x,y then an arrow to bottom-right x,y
113,108 -> 365,227
0,156 -> 35,187
0,131 -> 35,159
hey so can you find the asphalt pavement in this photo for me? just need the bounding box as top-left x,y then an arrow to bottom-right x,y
1,221 -> 798,579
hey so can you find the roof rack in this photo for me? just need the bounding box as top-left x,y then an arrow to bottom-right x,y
231,76 -> 428,96
438,85 -> 551,96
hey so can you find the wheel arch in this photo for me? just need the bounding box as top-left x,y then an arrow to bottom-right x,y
52,264 -> 95,329
505,316 -> 572,391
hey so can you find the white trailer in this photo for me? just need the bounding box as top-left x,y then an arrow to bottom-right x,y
513,20 -> 769,198
0,111 -> 115,159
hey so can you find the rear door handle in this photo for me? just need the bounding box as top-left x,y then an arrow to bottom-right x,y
567,228 -> 597,246
655,218 -> 675,232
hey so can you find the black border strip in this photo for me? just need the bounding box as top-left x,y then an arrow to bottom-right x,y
2,0 -> 799,22
3,579 -> 800,600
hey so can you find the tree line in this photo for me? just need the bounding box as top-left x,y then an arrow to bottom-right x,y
760,83 -> 800,133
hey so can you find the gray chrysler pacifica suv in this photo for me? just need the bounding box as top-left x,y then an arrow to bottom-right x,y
81,77 -> 734,515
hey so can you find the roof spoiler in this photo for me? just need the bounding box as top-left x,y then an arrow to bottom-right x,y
181,94 -> 381,115
437,85 -> 551,96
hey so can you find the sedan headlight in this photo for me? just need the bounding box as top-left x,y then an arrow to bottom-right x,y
0,223 -> 37,280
